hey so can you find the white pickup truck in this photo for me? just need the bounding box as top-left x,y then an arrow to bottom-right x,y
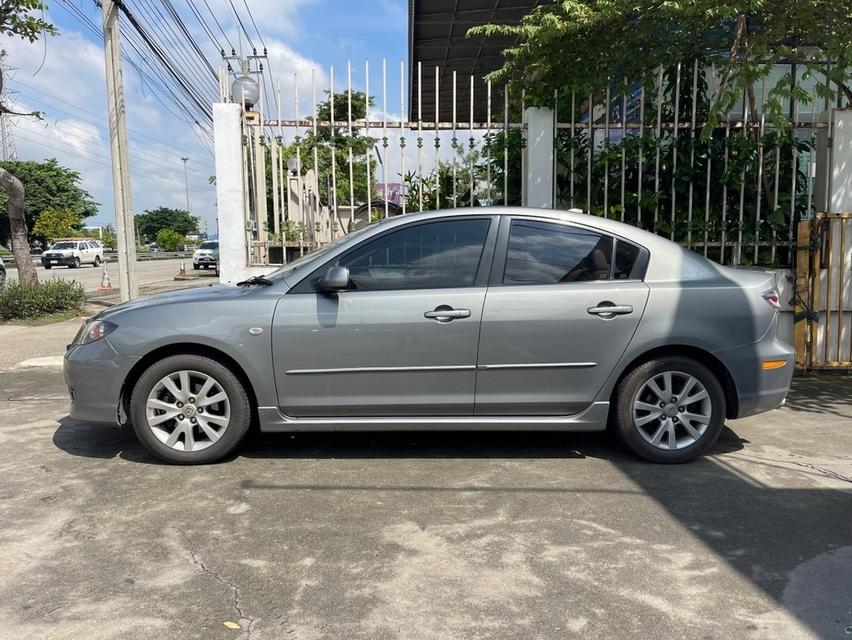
41,240 -> 104,269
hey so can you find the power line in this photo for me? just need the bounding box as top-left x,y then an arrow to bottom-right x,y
9,78 -> 212,161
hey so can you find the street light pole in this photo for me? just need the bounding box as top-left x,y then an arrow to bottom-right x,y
180,156 -> 191,212
101,0 -> 138,301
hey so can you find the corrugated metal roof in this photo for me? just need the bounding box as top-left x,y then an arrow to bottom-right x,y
408,0 -> 549,122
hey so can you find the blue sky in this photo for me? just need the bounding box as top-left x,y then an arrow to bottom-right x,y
4,0 -> 408,231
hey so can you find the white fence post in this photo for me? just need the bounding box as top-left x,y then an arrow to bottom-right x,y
214,103 -> 274,284
523,106 -> 554,209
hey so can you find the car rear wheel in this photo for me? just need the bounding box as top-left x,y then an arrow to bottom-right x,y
130,355 -> 252,464
193,263 -> 200,270
613,356 -> 725,463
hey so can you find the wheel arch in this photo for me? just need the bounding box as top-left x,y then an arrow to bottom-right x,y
119,343 -> 259,426
608,345 -> 739,419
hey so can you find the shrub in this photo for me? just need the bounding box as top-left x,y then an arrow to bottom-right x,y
0,280 -> 87,321
155,228 -> 185,252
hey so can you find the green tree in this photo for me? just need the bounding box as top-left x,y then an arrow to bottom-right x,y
274,90 -> 376,211
32,208 -> 83,243
469,1 -> 852,133
0,1 -> 56,42
155,228 -> 185,252
0,4 -> 57,285
0,159 -> 98,244
135,207 -> 198,243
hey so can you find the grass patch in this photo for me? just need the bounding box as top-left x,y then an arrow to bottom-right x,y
4,309 -> 86,326
0,280 -> 87,321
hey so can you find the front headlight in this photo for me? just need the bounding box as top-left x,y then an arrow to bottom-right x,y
74,320 -> 118,346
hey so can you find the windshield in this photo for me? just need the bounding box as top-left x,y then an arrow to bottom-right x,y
52,242 -> 77,250
266,224 -> 376,281
199,242 -> 218,250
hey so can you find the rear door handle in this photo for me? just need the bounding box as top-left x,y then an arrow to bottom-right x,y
424,306 -> 471,322
587,304 -> 633,317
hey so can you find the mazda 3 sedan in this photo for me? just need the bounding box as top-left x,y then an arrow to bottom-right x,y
64,208 -> 793,464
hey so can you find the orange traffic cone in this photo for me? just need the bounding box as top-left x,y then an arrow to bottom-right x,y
98,261 -> 113,290
179,258 -> 187,277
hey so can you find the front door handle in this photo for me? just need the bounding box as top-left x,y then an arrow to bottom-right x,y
587,303 -> 633,318
424,306 -> 471,323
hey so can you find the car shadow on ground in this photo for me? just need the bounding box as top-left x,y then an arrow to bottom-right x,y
52,416 -> 745,465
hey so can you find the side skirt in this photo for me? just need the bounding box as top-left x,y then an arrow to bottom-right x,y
257,401 -> 610,432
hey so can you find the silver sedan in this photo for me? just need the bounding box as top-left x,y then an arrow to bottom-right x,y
64,208 -> 794,464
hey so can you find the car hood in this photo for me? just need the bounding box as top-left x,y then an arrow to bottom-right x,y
94,285 -> 257,320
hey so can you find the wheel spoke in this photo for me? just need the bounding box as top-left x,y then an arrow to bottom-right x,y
682,420 -> 702,440
148,410 -> 180,426
161,376 -> 183,402
650,420 -> 668,446
682,389 -> 708,405
665,421 -> 677,449
647,378 -> 666,400
197,417 -> 221,442
147,398 -> 177,412
203,412 -> 229,426
682,411 -> 710,425
635,401 -> 661,413
196,376 -> 215,402
184,424 -> 196,451
635,411 -> 661,427
197,391 -> 227,408
661,372 -> 673,398
178,371 -> 191,399
165,423 -> 184,447
679,376 -> 697,402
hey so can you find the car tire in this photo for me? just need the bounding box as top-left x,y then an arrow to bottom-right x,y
613,356 -> 726,463
44,264 -> 52,270
130,354 -> 252,464
94,255 -> 101,267
193,264 -> 200,270
70,257 -> 80,269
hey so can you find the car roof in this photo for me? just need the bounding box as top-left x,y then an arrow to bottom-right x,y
365,207 -> 721,283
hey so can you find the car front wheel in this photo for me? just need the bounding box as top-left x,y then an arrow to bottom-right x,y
613,356 -> 725,463
94,255 -> 101,267
130,355 -> 252,464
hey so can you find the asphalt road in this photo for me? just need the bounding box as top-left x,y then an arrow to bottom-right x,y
5,258 -> 215,292
0,318 -> 850,640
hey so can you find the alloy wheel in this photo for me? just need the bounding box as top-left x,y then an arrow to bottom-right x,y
145,370 -> 231,452
632,370 -> 712,451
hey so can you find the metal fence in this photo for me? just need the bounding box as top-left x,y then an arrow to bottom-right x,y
222,59 -> 837,269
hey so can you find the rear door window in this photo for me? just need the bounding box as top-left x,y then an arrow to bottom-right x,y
503,220 -> 613,284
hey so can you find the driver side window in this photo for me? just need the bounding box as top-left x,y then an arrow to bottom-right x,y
338,218 -> 491,291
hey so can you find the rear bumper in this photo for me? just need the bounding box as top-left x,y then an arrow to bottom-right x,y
714,335 -> 795,419
64,338 -> 139,425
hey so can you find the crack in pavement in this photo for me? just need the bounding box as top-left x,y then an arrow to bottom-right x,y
731,452 -> 852,485
179,530 -> 256,637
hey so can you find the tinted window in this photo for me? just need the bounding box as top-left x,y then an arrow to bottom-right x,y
339,219 -> 490,291
200,242 -> 218,250
613,240 -> 641,279
52,242 -> 76,250
503,220 -> 612,284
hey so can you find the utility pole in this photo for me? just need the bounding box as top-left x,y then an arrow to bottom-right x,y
101,0 -> 138,301
180,156 -> 191,211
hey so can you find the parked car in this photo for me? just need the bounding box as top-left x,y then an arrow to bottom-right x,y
0,255 -> 5,287
192,241 -> 219,270
42,240 -> 104,269
64,207 -> 794,465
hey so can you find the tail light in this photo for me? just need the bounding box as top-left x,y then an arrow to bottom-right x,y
762,288 -> 781,311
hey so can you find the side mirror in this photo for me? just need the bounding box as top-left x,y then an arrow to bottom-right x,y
317,266 -> 350,292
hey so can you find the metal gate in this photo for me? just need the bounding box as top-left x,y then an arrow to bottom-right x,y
795,213 -> 852,369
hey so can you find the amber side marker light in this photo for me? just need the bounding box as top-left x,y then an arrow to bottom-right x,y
762,360 -> 787,370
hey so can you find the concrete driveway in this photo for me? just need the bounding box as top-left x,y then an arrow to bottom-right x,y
0,334 -> 850,639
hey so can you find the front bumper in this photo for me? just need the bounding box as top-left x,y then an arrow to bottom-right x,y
193,255 -> 217,266
64,338 -> 139,425
42,256 -> 76,266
